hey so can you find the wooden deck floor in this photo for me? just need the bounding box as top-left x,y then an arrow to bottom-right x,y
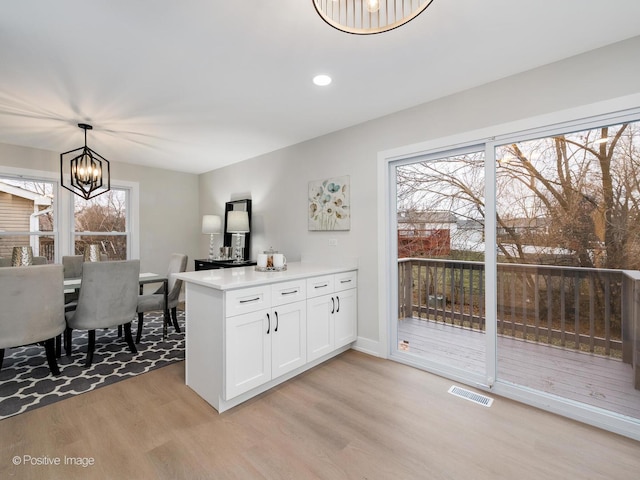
398,317 -> 640,419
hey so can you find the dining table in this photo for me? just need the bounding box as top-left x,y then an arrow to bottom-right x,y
63,272 -> 170,339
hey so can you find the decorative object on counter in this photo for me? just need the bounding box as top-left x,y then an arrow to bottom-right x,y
60,123 -> 111,200
224,199 -> 252,262
308,175 -> 350,231
219,246 -> 232,260
273,253 -> 286,268
255,247 -> 287,272
202,214 -> 222,261
11,246 -> 33,266
226,210 -> 250,263
83,243 -> 103,262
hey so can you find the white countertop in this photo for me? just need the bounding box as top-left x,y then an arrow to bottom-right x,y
175,262 -> 356,291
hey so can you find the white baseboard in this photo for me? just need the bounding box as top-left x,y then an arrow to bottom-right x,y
353,336 -> 383,358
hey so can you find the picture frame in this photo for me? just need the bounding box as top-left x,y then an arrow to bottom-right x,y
308,175 -> 350,231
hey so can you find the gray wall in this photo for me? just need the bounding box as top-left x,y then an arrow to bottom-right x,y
3,35 -> 639,348
0,142 -> 200,275
199,35 -> 640,347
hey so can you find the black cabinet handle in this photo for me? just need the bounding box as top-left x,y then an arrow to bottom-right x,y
315,283 -> 329,289
281,290 -> 298,296
340,279 -> 352,284
275,311 -> 279,332
336,295 -> 340,313
266,313 -> 270,334
331,297 -> 335,314
240,297 -> 261,304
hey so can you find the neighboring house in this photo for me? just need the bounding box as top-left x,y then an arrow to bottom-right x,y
0,181 -> 52,259
398,212 -> 564,257
397,210 -> 456,257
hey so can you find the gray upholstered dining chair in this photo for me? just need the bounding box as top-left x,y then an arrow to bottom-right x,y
136,253 -> 188,343
62,255 -> 85,306
62,254 -> 110,307
0,256 -> 47,266
62,254 -> 110,278
0,264 -> 66,376
65,259 -> 140,367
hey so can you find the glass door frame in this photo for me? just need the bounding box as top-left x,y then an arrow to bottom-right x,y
388,144 -> 492,390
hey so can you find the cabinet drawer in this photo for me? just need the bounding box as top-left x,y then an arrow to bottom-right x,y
271,280 -> 307,306
225,286 -> 271,317
335,271 -> 357,292
306,275 -> 335,298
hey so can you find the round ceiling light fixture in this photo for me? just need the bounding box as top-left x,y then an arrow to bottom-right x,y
313,74 -> 332,86
313,0 -> 435,35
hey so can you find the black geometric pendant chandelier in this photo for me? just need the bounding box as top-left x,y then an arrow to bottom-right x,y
60,123 -> 111,200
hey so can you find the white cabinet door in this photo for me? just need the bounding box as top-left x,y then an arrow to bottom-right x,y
225,309 -> 271,399
271,301 -> 307,378
334,288 -> 357,348
307,294 -> 334,362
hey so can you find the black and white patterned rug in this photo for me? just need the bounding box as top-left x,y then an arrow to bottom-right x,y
0,311 -> 184,420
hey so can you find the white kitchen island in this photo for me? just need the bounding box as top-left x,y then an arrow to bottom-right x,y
174,262 -> 357,413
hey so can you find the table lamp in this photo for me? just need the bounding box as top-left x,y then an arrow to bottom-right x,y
202,215 -> 222,261
226,211 -> 250,263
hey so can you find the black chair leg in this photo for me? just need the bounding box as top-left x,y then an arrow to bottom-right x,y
64,327 -> 73,356
135,312 -> 144,344
123,322 -> 137,354
44,338 -> 60,376
85,330 -> 96,367
55,334 -> 62,358
0,348 -> 4,370
171,307 -> 181,333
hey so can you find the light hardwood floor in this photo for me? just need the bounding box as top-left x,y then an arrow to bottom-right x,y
1,350 -> 639,479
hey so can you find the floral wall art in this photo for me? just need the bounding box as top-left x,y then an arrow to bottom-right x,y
308,175 -> 350,231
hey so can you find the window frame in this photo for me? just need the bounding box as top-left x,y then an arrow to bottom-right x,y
70,186 -> 133,260
0,165 -> 139,263
0,173 -> 57,260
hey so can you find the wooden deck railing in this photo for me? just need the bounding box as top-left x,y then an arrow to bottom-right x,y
398,258 -> 640,374
622,270 -> 640,388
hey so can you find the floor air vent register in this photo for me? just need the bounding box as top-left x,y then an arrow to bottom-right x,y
448,385 -> 494,407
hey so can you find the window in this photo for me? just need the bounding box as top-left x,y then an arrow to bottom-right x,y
72,188 -> 130,260
0,175 -> 57,262
1,166 -> 139,263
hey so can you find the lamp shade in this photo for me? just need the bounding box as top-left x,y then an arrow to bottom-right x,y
202,215 -> 222,234
226,211 -> 250,233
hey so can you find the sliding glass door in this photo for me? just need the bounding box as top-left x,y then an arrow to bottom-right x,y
393,146 -> 488,382
494,121 -> 640,420
390,114 -> 640,429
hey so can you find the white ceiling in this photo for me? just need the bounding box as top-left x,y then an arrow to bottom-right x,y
1,1 -> 640,175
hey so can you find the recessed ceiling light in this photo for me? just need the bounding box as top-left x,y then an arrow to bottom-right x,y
313,74 -> 332,87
